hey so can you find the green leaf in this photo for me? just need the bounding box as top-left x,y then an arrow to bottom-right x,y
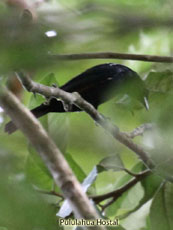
146,70 -> 173,93
26,144 -> 53,190
136,172 -> 163,207
47,113 -> 69,153
40,72 -> 59,86
150,182 -> 173,230
105,162 -> 144,218
65,153 -> 86,182
0,179 -> 57,230
97,154 -> 124,172
27,144 -> 50,176
28,94 -> 45,109
25,154 -> 53,190
115,94 -> 144,112
119,173 -> 163,219
115,162 -> 143,188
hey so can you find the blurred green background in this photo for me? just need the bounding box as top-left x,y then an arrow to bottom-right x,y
0,0 -> 173,229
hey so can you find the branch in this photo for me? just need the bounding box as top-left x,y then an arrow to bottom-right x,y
16,72 -> 154,169
50,52 -> 173,63
0,87 -> 106,230
34,168 -> 151,207
91,169 -> 150,205
122,123 -> 153,139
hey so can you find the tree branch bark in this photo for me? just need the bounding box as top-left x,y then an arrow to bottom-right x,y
16,72 -> 155,169
0,87 -> 106,230
50,52 -> 173,63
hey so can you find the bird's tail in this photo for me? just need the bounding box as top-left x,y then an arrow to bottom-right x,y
4,99 -> 66,134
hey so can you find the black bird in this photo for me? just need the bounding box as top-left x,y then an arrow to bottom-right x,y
5,63 -> 149,134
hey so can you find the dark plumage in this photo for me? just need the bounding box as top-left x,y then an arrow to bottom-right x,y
5,63 -> 148,134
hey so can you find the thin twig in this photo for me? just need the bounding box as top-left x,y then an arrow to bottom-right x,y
123,168 -> 140,177
91,169 -> 150,204
122,123 -> 153,139
50,52 -> 173,63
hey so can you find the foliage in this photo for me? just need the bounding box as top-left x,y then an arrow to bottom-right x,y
0,0 -> 173,230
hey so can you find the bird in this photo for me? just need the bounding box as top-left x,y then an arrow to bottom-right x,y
5,63 -> 149,134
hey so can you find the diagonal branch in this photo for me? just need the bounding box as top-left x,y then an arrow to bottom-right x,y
16,72 -> 155,169
50,52 -> 173,63
0,87 -> 106,230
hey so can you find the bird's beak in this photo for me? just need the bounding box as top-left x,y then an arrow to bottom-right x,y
144,97 -> 149,110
